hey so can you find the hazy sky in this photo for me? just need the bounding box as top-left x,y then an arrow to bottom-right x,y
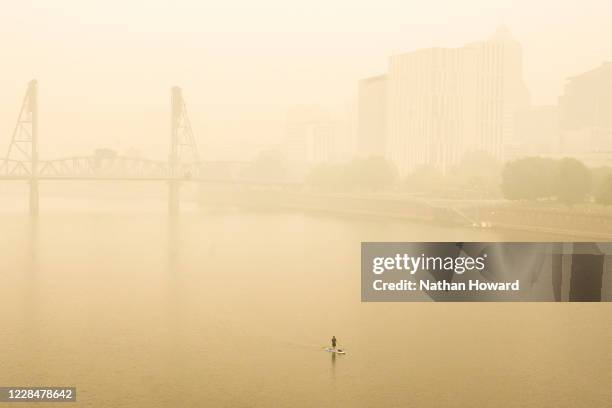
1,0 -> 611,160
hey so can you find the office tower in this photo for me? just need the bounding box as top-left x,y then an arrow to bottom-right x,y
386,26 -> 529,174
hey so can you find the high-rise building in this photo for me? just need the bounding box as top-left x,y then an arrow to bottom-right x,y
385,26 -> 529,174
559,62 -> 612,155
358,75 -> 387,157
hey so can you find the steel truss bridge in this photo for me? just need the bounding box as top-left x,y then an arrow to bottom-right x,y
1,80 -> 248,215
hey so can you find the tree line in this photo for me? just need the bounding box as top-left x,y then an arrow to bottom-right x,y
501,157 -> 612,205
246,149 -> 612,206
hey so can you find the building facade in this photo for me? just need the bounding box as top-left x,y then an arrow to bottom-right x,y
559,62 -> 612,156
385,26 -> 529,174
357,75 -> 387,157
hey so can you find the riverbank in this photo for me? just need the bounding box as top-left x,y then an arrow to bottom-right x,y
199,186 -> 612,240
478,202 -> 612,240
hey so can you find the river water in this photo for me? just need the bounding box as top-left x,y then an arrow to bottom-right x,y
1,199 -> 611,407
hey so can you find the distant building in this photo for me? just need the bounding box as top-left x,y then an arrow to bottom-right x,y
358,75 -> 387,157
93,148 -> 118,170
124,147 -> 142,158
338,102 -> 359,162
283,106 -> 335,165
512,106 -> 559,159
385,26 -> 529,174
93,148 -> 117,159
559,62 -> 612,155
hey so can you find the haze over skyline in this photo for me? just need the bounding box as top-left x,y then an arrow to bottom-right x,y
1,0 -> 611,160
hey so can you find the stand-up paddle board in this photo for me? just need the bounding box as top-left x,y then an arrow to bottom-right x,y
324,347 -> 347,355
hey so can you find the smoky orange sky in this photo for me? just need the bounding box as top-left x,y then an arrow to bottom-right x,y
1,0 -> 611,161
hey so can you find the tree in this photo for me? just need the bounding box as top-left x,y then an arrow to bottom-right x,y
306,163 -> 345,192
307,156 -> 398,192
405,164 -> 446,193
595,175 -> 612,206
343,156 -> 398,191
501,157 -> 556,200
553,158 -> 591,205
451,151 -> 502,197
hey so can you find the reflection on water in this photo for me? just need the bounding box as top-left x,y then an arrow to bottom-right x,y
1,206 -> 612,407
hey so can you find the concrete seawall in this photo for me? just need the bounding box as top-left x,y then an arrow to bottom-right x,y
479,205 -> 612,240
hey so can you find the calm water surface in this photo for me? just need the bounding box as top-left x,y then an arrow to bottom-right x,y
1,203 -> 611,407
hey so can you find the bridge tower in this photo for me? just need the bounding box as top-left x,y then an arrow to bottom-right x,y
169,86 -> 200,215
5,80 -> 39,216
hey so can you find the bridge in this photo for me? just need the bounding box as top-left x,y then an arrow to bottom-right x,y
1,80 -> 248,215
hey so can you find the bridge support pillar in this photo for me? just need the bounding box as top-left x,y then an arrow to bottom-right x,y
29,178 -> 39,217
168,180 -> 179,216
168,86 -> 182,216
29,80 -> 39,217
